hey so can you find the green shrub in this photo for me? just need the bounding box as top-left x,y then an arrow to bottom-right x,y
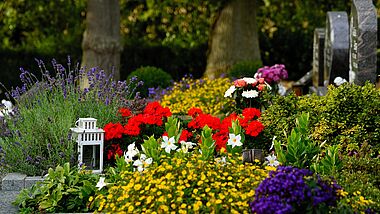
14,163 -> 98,213
127,66 -> 173,98
334,156 -> 380,213
228,60 -> 263,79
261,83 -> 380,153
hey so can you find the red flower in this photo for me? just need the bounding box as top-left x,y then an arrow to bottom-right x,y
188,107 -> 203,118
107,144 -> 123,160
123,123 -> 141,136
179,129 -> 193,142
143,114 -> 163,126
245,121 -> 264,137
242,108 -> 261,121
118,108 -> 132,117
103,122 -> 124,141
257,84 -> 266,91
144,101 -> 172,117
220,113 -> 239,133
162,132 -> 169,137
188,114 -> 221,130
212,132 -> 228,151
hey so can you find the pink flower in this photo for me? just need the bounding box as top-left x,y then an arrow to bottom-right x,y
234,79 -> 247,87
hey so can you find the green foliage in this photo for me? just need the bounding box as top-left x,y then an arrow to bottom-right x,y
335,156 -> 380,212
0,0 -> 85,53
199,125 -> 215,161
0,63 -> 138,175
120,0 -> 226,48
274,113 -> 320,169
14,163 -> 98,213
312,145 -> 343,175
312,83 -> 380,151
227,60 -> 263,79
262,83 -> 380,154
165,116 -> 182,140
128,66 -> 173,97
141,136 -> 162,162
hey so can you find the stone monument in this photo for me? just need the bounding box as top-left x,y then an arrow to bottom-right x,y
312,28 -> 326,87
324,12 -> 349,86
349,0 -> 377,85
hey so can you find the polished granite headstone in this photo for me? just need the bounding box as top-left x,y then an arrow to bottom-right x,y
312,28 -> 325,87
324,12 -> 349,85
349,0 -> 377,85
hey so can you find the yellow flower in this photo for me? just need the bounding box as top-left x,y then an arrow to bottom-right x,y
134,184 -> 142,191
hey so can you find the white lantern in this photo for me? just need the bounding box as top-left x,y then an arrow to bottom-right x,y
70,118 -> 104,173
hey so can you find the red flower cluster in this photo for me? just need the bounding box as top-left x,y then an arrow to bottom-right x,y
179,129 -> 193,142
188,107 -> 203,118
103,122 -> 124,141
246,120 -> 265,137
107,144 -> 123,160
104,102 -> 172,140
186,107 -> 265,151
118,108 -> 132,117
103,102 -> 172,161
188,108 -> 221,130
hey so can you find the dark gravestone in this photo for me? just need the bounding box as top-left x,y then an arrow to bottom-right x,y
324,12 -> 349,85
349,0 -> 377,85
312,28 -> 325,87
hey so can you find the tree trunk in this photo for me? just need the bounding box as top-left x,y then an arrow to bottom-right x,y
81,0 -> 122,88
205,0 -> 261,79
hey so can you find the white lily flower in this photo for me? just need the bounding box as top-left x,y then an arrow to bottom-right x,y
133,154 -> 153,172
242,90 -> 259,98
265,154 -> 280,167
178,140 -> 196,153
224,85 -> 236,97
96,177 -> 108,190
227,133 -> 242,148
124,142 -> 139,163
161,136 -> 178,154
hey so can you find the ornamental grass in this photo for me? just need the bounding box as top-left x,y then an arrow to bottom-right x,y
93,154 -> 274,213
160,76 -> 234,115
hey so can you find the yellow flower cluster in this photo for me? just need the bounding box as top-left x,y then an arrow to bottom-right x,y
346,191 -> 375,213
94,155 -> 274,213
160,77 -> 234,115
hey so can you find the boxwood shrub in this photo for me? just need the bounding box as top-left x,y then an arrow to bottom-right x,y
261,82 -> 380,153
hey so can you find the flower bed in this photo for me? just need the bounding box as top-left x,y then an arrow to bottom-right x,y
1,62 -> 379,213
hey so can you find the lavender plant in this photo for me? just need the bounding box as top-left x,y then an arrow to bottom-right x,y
0,57 -> 143,175
249,166 -> 342,214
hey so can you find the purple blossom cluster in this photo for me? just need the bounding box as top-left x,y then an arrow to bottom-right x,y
4,57 -> 143,109
255,64 -> 288,84
249,166 -> 341,214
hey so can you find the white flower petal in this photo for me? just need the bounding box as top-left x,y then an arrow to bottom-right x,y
242,90 -> 259,98
224,86 -> 236,97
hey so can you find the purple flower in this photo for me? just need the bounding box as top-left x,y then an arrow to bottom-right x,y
250,166 -> 341,213
255,64 -> 288,84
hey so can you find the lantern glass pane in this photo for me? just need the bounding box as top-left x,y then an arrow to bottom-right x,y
82,145 -> 100,170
